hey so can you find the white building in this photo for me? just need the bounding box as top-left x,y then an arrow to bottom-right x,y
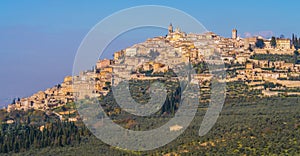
125,48 -> 137,57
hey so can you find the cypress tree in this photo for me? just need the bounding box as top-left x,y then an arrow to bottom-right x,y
14,141 -> 19,153
270,36 -> 277,48
3,143 -> 8,153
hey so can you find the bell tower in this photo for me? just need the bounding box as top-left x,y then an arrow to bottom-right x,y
232,28 -> 237,39
168,23 -> 173,34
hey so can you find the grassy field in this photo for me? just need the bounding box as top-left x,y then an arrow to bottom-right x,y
1,96 -> 298,155
1,80 -> 300,155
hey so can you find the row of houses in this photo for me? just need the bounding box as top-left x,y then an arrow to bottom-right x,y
6,26 -> 300,113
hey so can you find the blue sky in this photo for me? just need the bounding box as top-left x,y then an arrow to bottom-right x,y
0,0 -> 300,106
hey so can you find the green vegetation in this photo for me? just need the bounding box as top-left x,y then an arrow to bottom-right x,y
294,50 -> 299,64
53,102 -> 75,113
2,96 -> 299,155
292,34 -> 300,50
255,39 -> 265,49
0,120 -> 86,154
250,54 -> 296,63
1,81 -> 300,155
271,36 -> 277,48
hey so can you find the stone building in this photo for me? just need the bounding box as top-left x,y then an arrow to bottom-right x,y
232,28 -> 237,39
168,23 -> 173,34
96,59 -> 112,69
276,38 -> 291,49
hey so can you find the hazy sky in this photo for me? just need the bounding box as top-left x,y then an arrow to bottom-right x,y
0,0 -> 300,106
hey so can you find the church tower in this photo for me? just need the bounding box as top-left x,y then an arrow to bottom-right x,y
232,28 -> 237,39
168,23 -> 173,34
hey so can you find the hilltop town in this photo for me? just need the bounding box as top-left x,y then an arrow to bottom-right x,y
5,24 -> 300,121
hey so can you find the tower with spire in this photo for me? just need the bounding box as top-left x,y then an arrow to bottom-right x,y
168,23 -> 173,34
232,28 -> 237,39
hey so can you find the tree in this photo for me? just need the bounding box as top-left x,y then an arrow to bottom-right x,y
3,143 -> 8,153
14,141 -> 19,153
255,39 -> 265,49
27,116 -> 31,125
11,98 -> 16,104
295,37 -> 299,50
294,50 -> 299,56
56,84 -> 61,89
105,81 -> 111,87
270,36 -> 277,48
248,45 -> 254,52
294,50 -> 299,64
25,138 -> 30,149
61,106 -> 67,111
